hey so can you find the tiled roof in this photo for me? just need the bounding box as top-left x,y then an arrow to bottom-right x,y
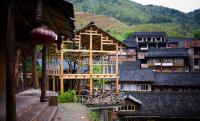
146,48 -> 188,58
118,61 -> 154,82
118,62 -> 200,86
118,92 -> 200,118
166,37 -> 193,48
153,72 -> 200,86
134,32 -> 166,37
123,34 -> 137,48
118,69 -> 154,82
119,61 -> 141,70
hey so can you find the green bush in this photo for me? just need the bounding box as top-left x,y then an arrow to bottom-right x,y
89,110 -> 100,121
58,90 -> 78,103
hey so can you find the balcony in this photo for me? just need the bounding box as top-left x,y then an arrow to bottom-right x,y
162,63 -> 173,66
138,53 -> 147,59
154,63 -> 161,66
194,54 -> 200,58
140,47 -> 148,50
194,65 -> 200,69
141,64 -> 148,68
192,41 -> 200,47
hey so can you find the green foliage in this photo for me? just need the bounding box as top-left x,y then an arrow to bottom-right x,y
58,90 -> 78,103
93,65 -> 103,74
194,29 -> 200,40
89,110 -> 100,121
92,65 -> 107,89
69,0 -> 200,28
69,0 -> 199,40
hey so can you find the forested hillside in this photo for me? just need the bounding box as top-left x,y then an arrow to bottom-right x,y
75,12 -> 194,41
67,0 -> 200,41
68,0 -> 199,27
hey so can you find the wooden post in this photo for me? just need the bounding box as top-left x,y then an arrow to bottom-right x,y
23,51 -> 27,89
6,1 -> 16,120
78,53 -> 82,95
102,79 -> 104,95
53,52 -> 56,91
46,52 -> 49,91
32,45 -> 37,89
60,44 -> 64,93
40,45 -> 48,102
115,44 -> 119,95
89,29 -> 93,96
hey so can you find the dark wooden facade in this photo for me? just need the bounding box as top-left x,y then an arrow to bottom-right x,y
0,0 -> 75,120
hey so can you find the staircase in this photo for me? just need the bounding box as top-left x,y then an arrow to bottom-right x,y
16,96 -> 58,121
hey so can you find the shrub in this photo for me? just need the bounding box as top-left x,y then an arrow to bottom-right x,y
58,90 -> 78,103
89,110 -> 100,121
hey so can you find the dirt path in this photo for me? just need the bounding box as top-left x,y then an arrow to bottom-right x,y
55,103 -> 90,121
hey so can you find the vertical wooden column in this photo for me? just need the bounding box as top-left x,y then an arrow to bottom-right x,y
60,44 -> 64,93
115,44 -> 119,95
6,1 -> 16,120
40,45 -> 48,102
102,55 -> 105,95
52,51 -> 56,91
89,30 -> 93,96
78,53 -> 82,95
46,52 -> 49,91
32,45 -> 37,89
79,35 -> 81,50
23,51 -> 27,88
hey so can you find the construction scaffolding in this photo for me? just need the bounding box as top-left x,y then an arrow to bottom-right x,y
47,22 -> 125,95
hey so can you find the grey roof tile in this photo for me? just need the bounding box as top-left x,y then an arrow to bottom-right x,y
146,48 -> 188,58
118,92 -> 200,118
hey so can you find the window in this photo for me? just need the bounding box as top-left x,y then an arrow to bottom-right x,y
119,105 -> 136,111
138,38 -> 142,41
141,85 -> 148,91
160,89 -> 164,91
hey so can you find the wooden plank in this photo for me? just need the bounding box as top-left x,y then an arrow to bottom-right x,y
60,44 -> 64,93
79,34 -> 81,50
40,45 -> 48,102
63,49 -> 116,53
6,2 -> 16,120
62,74 -> 116,79
115,44 -> 119,95
80,33 -> 101,36
89,30 -> 93,95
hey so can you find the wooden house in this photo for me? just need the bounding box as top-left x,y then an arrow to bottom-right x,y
47,22 -> 125,95
0,0 -> 75,120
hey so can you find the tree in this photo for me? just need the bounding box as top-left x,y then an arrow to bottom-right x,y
194,29 -> 200,40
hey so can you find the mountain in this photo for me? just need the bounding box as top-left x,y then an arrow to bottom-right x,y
67,0 -> 200,41
75,12 -> 194,41
188,9 -> 200,25
68,0 -> 199,27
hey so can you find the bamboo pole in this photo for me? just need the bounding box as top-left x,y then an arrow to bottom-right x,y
89,29 -> 93,96
53,51 -> 56,91
78,53 -> 82,94
60,44 -> 64,93
115,44 -> 119,95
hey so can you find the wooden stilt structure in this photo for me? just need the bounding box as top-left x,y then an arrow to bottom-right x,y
47,22 -> 125,95
6,1 -> 16,120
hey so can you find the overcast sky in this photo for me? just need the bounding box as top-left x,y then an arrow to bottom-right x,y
131,0 -> 200,13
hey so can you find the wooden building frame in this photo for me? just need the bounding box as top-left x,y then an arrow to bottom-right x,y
47,22 -> 125,95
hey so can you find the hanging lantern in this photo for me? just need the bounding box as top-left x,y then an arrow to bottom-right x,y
30,26 -> 57,45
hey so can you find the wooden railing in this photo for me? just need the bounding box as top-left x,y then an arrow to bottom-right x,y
77,93 -> 125,106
